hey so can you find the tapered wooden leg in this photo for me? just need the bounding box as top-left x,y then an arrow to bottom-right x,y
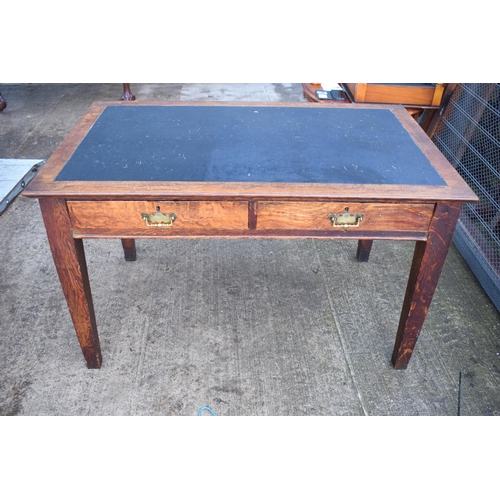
392,202 -> 462,369
121,238 -> 137,261
39,198 -> 102,368
356,239 -> 373,262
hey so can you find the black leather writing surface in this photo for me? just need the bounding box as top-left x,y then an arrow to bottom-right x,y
55,106 -> 446,186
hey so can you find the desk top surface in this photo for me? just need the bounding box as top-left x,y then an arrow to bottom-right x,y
55,105 -> 444,186
25,101 -> 478,202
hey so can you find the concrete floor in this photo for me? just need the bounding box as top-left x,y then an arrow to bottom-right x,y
0,83 -> 499,416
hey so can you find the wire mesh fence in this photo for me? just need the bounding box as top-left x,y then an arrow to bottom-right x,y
433,83 -> 500,311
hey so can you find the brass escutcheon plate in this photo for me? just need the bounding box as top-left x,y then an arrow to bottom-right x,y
141,212 -> 177,227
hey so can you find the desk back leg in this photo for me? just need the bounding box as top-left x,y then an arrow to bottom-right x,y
121,238 -> 137,261
356,240 -> 373,262
391,202 -> 461,369
39,198 -> 102,368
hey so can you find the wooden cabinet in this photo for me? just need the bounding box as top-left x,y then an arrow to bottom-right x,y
342,83 -> 445,107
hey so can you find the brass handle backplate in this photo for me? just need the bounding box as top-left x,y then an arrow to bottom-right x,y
141,211 -> 177,227
328,209 -> 364,228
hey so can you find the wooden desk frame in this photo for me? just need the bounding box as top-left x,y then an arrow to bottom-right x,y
24,101 -> 478,369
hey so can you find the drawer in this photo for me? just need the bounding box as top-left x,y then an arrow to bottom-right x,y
67,201 -> 249,231
256,202 -> 435,232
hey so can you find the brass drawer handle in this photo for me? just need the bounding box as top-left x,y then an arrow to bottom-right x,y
328,209 -> 364,228
141,211 -> 177,227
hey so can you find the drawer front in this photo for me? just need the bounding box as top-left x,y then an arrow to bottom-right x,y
68,201 -> 249,231
257,202 -> 434,232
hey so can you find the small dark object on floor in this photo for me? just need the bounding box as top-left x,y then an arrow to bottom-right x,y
457,371 -> 462,416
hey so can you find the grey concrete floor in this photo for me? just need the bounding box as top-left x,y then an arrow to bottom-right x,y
0,83 -> 499,416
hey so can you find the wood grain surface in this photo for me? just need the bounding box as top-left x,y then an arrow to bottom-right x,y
391,202 -> 463,368
39,198 -> 102,368
256,202 -> 434,232
68,200 -> 249,231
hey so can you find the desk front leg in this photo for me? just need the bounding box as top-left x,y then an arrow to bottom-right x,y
39,198 -> 102,368
392,202 -> 461,369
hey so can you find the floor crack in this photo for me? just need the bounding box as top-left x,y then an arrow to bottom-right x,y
312,240 -> 370,416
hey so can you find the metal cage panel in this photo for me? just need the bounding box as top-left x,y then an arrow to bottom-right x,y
433,83 -> 500,311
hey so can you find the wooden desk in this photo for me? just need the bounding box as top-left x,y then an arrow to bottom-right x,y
24,101 -> 478,369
